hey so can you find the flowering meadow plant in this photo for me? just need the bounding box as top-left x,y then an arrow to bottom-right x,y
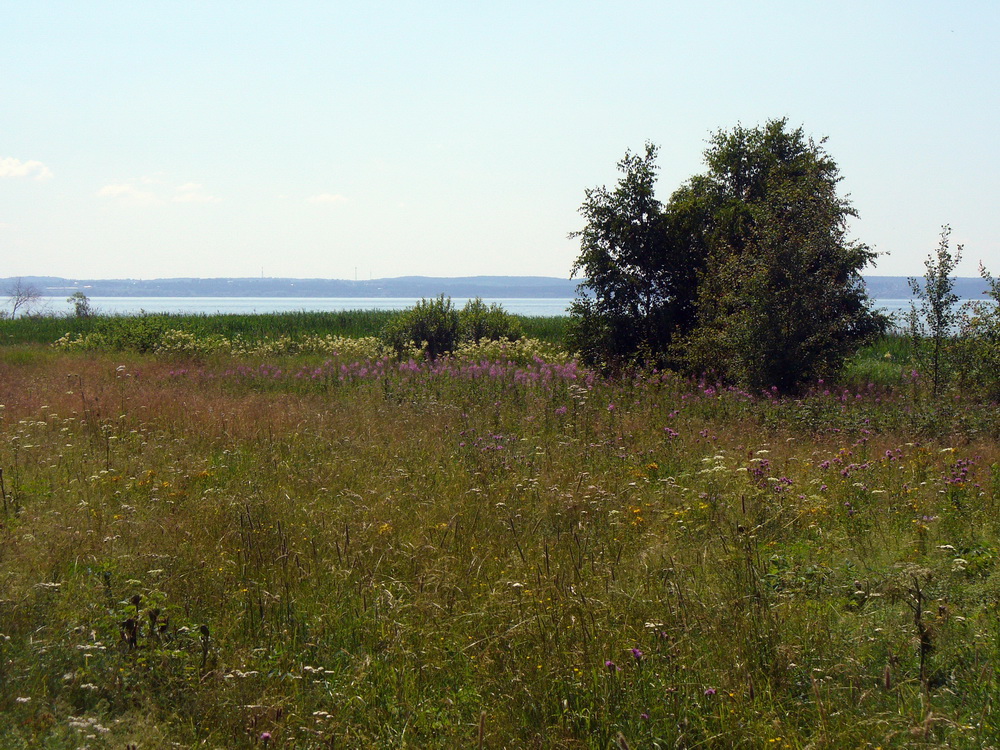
2,339 -> 1000,747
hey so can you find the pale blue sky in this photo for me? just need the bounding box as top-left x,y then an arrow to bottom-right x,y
2,1 -> 997,280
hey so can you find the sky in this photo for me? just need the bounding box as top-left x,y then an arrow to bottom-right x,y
2,1 -> 998,281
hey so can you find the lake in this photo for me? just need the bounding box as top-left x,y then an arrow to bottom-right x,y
38,297 -> 576,317
36,296 -> 928,319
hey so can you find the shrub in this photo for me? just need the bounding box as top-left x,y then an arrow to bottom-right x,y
946,264 -> 1000,399
93,315 -> 175,353
383,296 -> 524,359
906,226 -> 963,395
458,297 -> 523,344
382,295 -> 461,359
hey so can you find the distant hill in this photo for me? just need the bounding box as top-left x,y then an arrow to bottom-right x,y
2,275 -> 993,300
4,275 -> 581,298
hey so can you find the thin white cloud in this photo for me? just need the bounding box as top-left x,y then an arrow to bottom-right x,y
0,157 -> 53,181
0,222 -> 12,230
172,182 -> 218,203
97,182 -> 162,206
97,177 -> 219,205
307,193 -> 347,204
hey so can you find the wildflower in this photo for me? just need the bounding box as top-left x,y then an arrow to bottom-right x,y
640,712 -> 650,720
630,647 -> 644,662
261,731 -> 272,745
605,660 -> 620,672
704,688 -> 716,696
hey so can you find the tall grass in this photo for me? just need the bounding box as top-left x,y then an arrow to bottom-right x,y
841,332 -> 915,388
0,309 -> 569,346
2,344 -> 1000,746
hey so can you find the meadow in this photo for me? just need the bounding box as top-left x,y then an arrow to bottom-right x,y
1,313 -> 1000,747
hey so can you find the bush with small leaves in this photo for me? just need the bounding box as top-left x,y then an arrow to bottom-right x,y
459,297 -> 523,344
382,295 -> 461,359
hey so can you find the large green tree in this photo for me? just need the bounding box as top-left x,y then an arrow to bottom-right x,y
569,119 -> 886,389
680,120 -> 886,389
567,143 -> 700,366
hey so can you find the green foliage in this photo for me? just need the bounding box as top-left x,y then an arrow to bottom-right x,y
681,121 -> 886,390
935,262 -> 1000,400
67,292 -> 93,318
92,314 -> 177,353
458,297 -> 523,343
565,295 -> 615,368
907,226 -> 964,395
382,294 -> 461,358
894,228 -> 1000,400
0,307 -> 566,350
569,119 -> 886,390
180,308 -> 400,339
568,143 -> 699,367
517,314 -> 566,344
841,333 -> 913,389
383,296 -> 525,358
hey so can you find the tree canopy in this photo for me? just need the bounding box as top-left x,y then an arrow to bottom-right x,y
568,118 -> 886,390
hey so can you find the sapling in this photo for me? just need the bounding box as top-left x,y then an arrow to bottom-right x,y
908,226 -> 963,396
